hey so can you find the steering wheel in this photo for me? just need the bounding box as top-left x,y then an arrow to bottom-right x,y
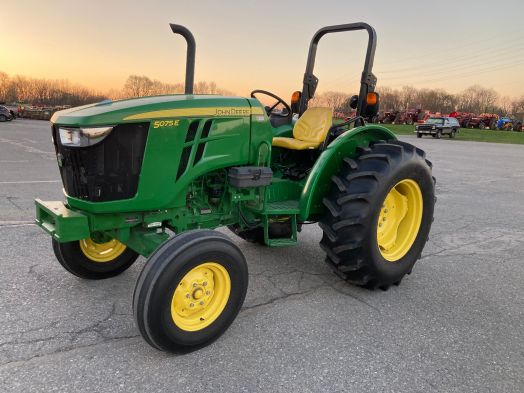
250,90 -> 292,118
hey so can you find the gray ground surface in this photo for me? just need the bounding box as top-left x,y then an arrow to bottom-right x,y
0,119 -> 523,392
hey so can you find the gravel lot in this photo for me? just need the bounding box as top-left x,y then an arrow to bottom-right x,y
1,119 -> 523,392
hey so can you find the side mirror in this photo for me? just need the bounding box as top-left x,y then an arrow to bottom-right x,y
349,95 -> 359,109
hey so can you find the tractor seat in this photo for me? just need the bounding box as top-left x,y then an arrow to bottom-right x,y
272,107 -> 333,150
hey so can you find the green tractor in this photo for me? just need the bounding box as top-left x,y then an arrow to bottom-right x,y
35,23 -> 435,352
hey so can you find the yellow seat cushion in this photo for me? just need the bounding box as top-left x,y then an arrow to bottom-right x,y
272,107 -> 333,150
271,137 -> 321,150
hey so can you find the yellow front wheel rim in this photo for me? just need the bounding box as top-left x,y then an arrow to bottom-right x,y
79,238 -> 127,263
377,179 -> 423,262
171,262 -> 231,332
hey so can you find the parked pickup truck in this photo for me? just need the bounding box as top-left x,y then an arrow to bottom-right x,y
415,116 -> 460,139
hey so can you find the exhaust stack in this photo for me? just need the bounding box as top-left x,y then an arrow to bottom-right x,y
169,23 -> 196,95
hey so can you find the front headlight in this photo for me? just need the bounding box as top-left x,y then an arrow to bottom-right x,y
58,126 -> 113,147
431,125 -> 436,130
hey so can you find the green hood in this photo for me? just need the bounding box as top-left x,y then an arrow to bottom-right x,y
51,94 -> 256,126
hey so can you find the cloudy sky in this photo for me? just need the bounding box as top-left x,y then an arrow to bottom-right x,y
2,0 -> 523,98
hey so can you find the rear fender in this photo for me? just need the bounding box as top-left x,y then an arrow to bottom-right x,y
298,125 -> 396,221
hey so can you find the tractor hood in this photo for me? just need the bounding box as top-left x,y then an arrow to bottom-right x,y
51,94 -> 258,127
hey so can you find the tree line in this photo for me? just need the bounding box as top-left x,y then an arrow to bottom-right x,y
0,71 -> 106,107
311,85 -> 524,116
1,70 -> 523,117
0,72 -> 233,107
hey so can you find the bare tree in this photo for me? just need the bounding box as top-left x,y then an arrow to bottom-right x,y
400,86 -> 417,109
124,75 -> 154,97
377,86 -> 402,110
510,96 -> 524,115
498,96 -> 513,115
457,85 -> 499,113
0,71 -> 9,101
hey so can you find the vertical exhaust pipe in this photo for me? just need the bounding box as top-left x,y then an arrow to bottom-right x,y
169,23 -> 196,94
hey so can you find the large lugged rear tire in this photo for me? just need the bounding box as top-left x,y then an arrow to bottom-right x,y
319,140 -> 435,290
52,237 -> 139,279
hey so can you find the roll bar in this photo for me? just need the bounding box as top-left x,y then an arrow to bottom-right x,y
299,22 -> 377,116
169,23 -> 196,94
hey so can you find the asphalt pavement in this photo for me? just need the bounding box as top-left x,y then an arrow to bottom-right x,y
0,119 -> 523,392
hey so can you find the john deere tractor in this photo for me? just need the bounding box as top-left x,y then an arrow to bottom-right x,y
35,23 -> 435,352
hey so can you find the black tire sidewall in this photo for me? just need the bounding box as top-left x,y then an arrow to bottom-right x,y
53,239 -> 139,279
136,231 -> 248,351
358,160 -> 434,283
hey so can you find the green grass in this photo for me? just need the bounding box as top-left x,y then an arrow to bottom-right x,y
385,124 -> 524,145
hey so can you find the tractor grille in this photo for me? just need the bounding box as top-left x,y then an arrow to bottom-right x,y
53,122 -> 149,202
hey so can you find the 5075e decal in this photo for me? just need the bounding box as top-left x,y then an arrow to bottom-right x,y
153,120 -> 181,128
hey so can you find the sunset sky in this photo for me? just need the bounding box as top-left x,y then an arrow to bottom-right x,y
1,0 -> 523,98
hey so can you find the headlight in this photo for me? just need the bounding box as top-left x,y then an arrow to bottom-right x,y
432,125 -> 436,130
58,126 -> 113,147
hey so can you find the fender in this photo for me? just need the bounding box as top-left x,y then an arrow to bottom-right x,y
298,125 -> 396,221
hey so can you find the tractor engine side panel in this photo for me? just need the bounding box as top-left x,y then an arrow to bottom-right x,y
66,116 -> 252,214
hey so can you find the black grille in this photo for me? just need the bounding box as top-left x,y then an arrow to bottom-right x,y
201,119 -> 212,138
194,143 -> 205,165
53,122 -> 149,202
176,146 -> 192,180
185,120 -> 200,142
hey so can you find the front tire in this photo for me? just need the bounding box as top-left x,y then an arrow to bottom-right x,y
52,238 -> 139,279
133,230 -> 248,352
319,141 -> 435,289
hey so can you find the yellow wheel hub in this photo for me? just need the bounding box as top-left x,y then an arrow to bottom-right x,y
377,179 -> 423,262
79,238 -> 127,263
171,262 -> 231,332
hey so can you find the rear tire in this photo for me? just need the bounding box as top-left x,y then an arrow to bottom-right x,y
0,115 -> 6,122
52,238 -> 139,279
133,230 -> 248,352
318,140 -> 435,289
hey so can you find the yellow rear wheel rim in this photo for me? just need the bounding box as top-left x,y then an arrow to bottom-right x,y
377,179 -> 423,262
79,238 -> 127,263
171,262 -> 231,332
